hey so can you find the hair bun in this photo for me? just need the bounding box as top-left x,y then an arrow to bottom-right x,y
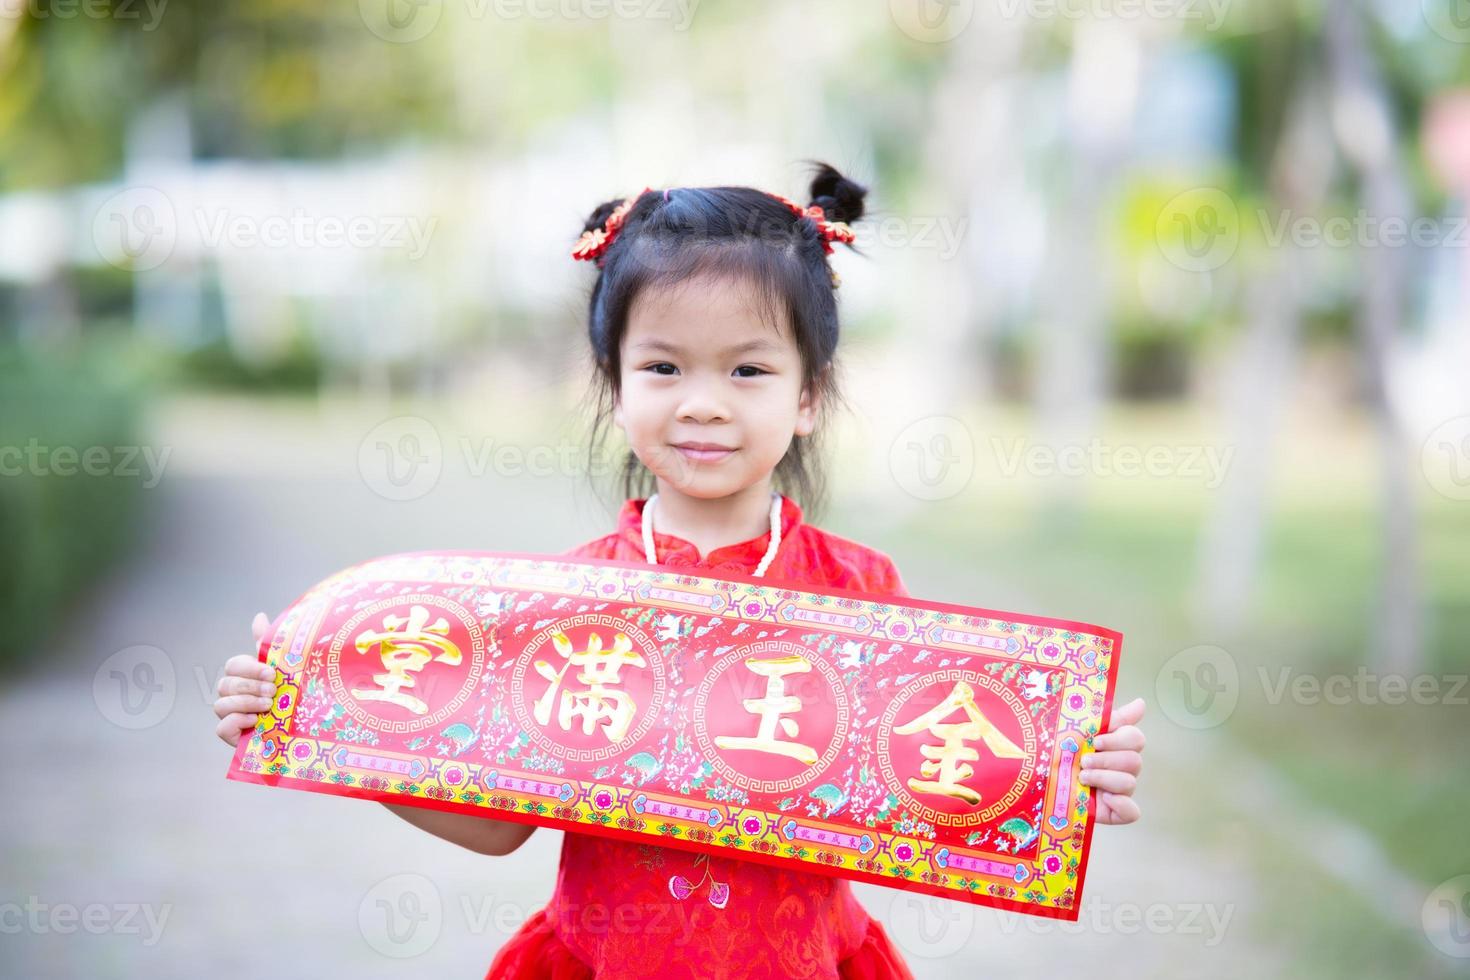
581,197 -> 629,235
807,162 -> 867,226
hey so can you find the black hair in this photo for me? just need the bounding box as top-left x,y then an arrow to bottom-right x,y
575,160 -> 868,524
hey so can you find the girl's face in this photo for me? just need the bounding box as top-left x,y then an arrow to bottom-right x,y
614,274 -> 818,498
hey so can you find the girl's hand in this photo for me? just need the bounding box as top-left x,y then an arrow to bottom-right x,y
213,612 -> 275,747
1080,696 -> 1145,825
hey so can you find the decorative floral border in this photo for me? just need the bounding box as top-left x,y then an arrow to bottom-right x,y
227,550 -> 1121,921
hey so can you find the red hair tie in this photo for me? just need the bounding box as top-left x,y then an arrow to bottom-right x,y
766,192 -> 857,255
571,186 -> 652,264
570,187 -> 856,275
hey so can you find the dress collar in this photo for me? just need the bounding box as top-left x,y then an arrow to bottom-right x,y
616,493 -> 804,568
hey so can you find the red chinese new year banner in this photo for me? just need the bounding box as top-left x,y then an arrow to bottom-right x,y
227,551 -> 1122,921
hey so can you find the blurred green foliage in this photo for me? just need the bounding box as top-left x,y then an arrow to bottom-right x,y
0,344 -> 148,669
171,329 -> 324,392
0,3 -> 461,188
1111,318 -> 1198,399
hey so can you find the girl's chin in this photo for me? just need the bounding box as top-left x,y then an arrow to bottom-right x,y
651,471 -> 751,497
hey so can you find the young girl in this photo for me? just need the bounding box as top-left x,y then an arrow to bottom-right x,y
213,163 -> 1148,978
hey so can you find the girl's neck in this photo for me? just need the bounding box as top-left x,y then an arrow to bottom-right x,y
647,479 -> 778,561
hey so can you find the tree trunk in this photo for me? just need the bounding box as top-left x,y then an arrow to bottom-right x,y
1324,0 -> 1423,672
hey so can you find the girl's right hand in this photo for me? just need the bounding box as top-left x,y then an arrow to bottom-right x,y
214,611 -> 276,747
214,610 -> 537,856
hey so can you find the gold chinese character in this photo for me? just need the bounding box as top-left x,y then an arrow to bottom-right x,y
533,630 -> 646,743
352,605 -> 463,714
713,655 -> 819,765
894,680 -> 1024,806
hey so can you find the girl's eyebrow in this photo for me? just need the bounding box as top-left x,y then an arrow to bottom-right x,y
630,338 -> 784,356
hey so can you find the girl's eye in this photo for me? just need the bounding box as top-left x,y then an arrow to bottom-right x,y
643,363 -> 768,378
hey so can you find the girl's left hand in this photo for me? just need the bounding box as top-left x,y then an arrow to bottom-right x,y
1080,696 -> 1146,826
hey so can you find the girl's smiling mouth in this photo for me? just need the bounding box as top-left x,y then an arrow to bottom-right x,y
672,441 -> 737,461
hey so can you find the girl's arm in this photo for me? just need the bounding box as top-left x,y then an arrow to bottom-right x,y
379,804 -> 537,856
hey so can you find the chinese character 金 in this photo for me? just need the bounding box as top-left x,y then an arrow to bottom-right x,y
351,605 -> 463,715
533,630 -> 646,743
714,655 -> 819,765
893,680 -> 1024,805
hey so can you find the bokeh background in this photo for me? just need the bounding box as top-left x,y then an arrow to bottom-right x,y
3,1 -> 1469,977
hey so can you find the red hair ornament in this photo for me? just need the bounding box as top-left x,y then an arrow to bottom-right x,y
571,187 -> 853,284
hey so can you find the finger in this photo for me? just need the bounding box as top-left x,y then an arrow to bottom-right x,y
224,653 -> 275,683
1080,750 -> 1142,776
1106,697 -> 1146,730
216,713 -> 258,746
1099,792 -> 1141,825
252,612 -> 270,645
216,674 -> 277,699
1094,724 -> 1145,753
213,693 -> 274,720
1079,768 -> 1137,794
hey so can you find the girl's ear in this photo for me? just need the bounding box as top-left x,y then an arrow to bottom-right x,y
612,391 -> 625,432
794,383 -> 820,438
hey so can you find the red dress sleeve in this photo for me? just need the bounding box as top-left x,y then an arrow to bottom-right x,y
874,555 -> 910,599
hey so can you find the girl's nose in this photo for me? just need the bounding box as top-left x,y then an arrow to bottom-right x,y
676,387 -> 731,424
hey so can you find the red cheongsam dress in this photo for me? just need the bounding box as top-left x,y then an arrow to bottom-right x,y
485,493 -> 917,979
